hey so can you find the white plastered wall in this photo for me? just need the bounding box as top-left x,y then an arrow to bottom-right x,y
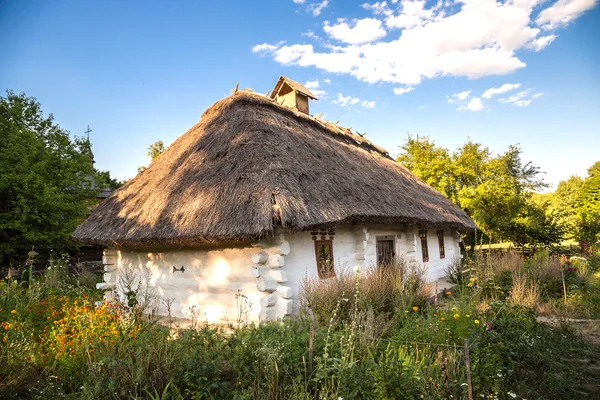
107,246 -> 263,323
98,224 -> 462,323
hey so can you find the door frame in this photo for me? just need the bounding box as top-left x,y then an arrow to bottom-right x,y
376,235 -> 396,267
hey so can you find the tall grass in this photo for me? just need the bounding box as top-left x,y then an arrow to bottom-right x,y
300,258 -> 430,327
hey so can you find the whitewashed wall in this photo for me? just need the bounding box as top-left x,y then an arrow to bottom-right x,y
109,247 -> 263,323
99,224 -> 462,323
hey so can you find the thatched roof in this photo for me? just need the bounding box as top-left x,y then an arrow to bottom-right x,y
73,91 -> 475,247
270,76 -> 318,100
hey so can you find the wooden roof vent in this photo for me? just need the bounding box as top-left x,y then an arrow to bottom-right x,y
269,76 -> 318,115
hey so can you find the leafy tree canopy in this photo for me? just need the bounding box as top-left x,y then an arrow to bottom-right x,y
138,140 -> 167,174
545,175 -> 583,240
0,91 -> 100,263
577,161 -> 600,246
397,135 -> 554,246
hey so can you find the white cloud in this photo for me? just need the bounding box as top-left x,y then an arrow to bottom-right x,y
482,83 -> 521,99
499,90 -> 542,106
361,1 -> 394,16
536,0 -> 597,30
386,0 -> 438,30
333,94 -> 360,106
255,0 -> 592,87
304,80 -> 320,90
499,90 -> 530,103
293,0 -> 306,3
447,90 -> 471,103
309,0 -> 329,16
324,18 -> 387,45
527,35 -> 557,51
304,80 -> 328,98
324,78 -> 332,84
332,93 -> 375,108
252,43 -> 278,53
393,86 -> 414,95
362,100 -> 376,108
458,97 -> 484,112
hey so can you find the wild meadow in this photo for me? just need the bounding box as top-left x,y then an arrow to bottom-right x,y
1,249 -> 600,399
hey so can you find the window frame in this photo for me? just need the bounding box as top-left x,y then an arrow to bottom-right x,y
418,229 -> 429,262
437,230 -> 445,259
314,239 -> 335,279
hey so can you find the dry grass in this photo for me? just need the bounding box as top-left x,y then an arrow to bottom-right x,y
300,258 -> 430,326
508,272 -> 539,308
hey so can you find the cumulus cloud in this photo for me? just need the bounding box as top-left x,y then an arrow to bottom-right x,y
324,18 -> 387,45
458,97 -> 484,112
304,80 -> 328,98
361,1 -> 395,16
332,93 -> 376,108
536,0 -> 597,30
309,0 -> 329,16
293,0 -> 306,3
482,83 -> 521,99
386,0 -> 438,30
528,35 -> 557,51
393,86 -> 414,95
362,100 -> 376,108
252,43 -> 279,53
254,0 -> 594,88
447,90 -> 471,103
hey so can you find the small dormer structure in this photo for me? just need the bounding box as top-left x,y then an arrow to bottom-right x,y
269,76 -> 318,115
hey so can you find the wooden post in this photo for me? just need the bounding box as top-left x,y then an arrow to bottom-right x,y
308,323 -> 314,376
561,269 -> 567,304
464,339 -> 473,400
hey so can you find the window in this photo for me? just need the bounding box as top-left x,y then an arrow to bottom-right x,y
418,230 -> 429,262
314,240 -> 335,279
437,230 -> 445,259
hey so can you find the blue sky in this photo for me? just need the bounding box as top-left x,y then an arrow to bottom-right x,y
1,0 -> 598,190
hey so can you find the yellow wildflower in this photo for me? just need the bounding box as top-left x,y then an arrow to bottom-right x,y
453,314 -> 460,320
412,306 -> 419,311
11,310 -> 16,314
474,320 -> 480,325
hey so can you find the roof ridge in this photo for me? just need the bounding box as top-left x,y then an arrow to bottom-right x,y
225,90 -> 392,159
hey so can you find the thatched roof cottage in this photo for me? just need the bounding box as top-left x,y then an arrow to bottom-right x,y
74,76 -> 475,322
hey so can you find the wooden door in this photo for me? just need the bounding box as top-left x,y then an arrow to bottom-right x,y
377,240 -> 394,266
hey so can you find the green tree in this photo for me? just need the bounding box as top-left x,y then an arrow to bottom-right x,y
576,161 -> 600,248
397,137 -> 553,248
0,91 -> 99,263
138,140 -> 167,174
546,176 -> 584,239
397,135 -> 454,198
96,170 -> 124,190
147,140 -> 165,161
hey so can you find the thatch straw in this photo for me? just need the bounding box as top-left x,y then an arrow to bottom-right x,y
73,91 -> 475,247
